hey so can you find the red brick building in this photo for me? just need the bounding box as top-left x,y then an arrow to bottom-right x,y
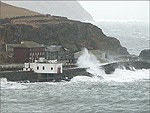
14,41 -> 45,63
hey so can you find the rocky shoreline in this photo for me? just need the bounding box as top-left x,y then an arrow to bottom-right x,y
102,61 -> 150,74
0,60 -> 149,82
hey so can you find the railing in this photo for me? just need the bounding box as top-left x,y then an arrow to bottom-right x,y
63,63 -> 75,66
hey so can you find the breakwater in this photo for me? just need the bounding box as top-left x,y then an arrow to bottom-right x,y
0,68 -> 92,82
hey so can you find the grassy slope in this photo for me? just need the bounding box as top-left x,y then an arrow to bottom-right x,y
0,2 -> 41,19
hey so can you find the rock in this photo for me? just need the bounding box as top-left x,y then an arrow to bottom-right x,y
128,61 -> 150,69
62,68 -> 93,81
102,61 -> 150,74
103,63 -> 117,74
139,49 -> 150,61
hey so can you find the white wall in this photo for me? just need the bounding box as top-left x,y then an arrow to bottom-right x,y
33,63 -> 62,74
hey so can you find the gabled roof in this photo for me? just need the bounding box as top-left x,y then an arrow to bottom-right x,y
18,41 -> 44,48
6,44 -> 20,47
46,45 -> 62,52
46,45 -> 70,52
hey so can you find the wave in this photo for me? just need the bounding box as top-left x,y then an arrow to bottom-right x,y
0,78 -> 27,89
76,48 -> 150,83
69,68 -> 149,83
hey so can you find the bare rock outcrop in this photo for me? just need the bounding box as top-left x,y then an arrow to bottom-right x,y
139,49 -> 150,61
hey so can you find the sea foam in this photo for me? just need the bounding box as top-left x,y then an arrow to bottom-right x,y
76,48 -> 150,83
0,78 -> 27,89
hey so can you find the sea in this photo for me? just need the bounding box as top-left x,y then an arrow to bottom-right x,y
0,20 -> 150,113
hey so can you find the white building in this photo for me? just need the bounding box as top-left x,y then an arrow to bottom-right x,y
33,62 -> 62,74
23,58 -> 63,74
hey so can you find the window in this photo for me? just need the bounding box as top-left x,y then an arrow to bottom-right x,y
43,66 -> 45,70
37,66 -> 39,70
51,67 -> 53,70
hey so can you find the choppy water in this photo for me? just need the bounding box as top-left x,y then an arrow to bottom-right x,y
1,72 -> 149,113
95,20 -> 149,55
1,21 -> 150,113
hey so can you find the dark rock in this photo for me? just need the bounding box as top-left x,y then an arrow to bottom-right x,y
103,63 -> 117,74
127,61 -> 150,69
139,49 -> 150,61
102,61 -> 150,74
62,68 -> 93,81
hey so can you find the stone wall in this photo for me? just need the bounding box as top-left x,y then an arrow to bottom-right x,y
0,71 -> 38,82
0,68 -> 92,82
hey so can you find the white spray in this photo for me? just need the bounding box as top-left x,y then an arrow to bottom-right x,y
0,78 -> 27,89
76,48 -> 149,82
76,48 -> 104,77
76,48 -> 100,68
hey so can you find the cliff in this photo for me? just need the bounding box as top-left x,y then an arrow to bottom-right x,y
3,1 -> 93,21
0,15 -> 129,57
0,2 -> 41,19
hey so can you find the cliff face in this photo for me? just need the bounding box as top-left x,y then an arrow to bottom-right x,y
0,15 -> 129,55
3,1 -> 93,21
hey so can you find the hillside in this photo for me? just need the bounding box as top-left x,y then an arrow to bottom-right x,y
0,2 -> 41,19
0,15 -> 129,57
3,1 -> 93,21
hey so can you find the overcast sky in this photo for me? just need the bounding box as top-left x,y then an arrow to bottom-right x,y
79,1 -> 149,21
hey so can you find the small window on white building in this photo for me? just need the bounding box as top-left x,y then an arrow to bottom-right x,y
37,66 -> 39,70
43,66 -> 45,70
51,67 -> 53,70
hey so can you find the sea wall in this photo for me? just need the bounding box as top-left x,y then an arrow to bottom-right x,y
0,71 -> 38,82
0,68 -> 92,82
